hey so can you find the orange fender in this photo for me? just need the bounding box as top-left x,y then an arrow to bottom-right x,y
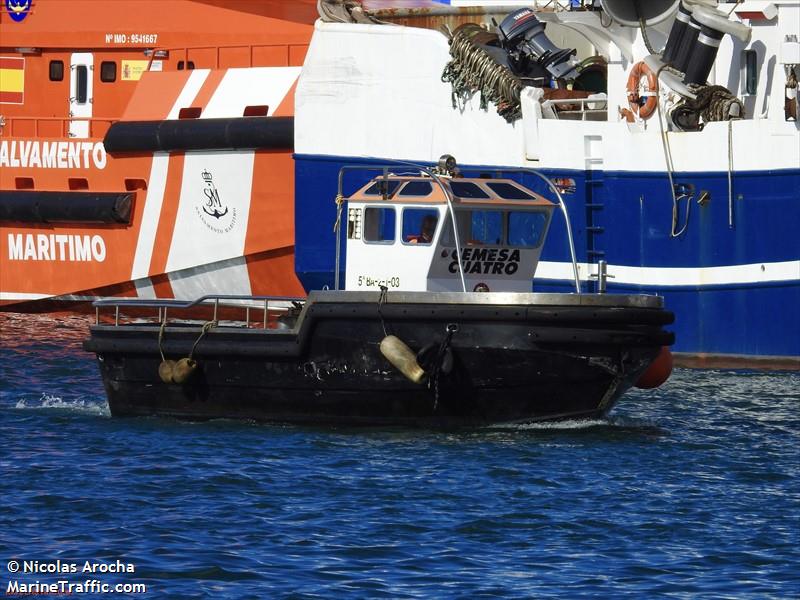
635,346 -> 673,389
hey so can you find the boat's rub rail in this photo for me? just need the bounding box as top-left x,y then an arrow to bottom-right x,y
309,290 -> 665,309
86,295 -> 674,357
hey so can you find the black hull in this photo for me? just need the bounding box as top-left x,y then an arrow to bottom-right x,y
85,293 -> 674,427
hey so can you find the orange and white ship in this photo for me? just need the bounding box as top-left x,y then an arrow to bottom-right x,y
0,0 -> 318,309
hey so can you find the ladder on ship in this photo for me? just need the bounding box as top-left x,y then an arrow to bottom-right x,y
584,135 -> 605,293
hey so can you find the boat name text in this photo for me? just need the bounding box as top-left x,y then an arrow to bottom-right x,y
7,234 -> 107,262
448,248 -> 520,275
0,141 -> 107,170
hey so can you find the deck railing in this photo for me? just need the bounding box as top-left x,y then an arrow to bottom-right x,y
93,295 -> 307,328
541,95 -> 608,121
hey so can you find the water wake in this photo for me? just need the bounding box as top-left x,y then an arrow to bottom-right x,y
14,392 -> 109,417
489,414 -> 665,434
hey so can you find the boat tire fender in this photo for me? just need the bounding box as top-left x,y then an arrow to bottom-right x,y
627,61 -> 658,120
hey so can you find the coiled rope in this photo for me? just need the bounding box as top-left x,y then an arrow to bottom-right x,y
441,25 -> 524,123
688,85 -> 745,123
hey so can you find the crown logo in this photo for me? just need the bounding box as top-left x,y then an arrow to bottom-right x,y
201,170 -> 213,183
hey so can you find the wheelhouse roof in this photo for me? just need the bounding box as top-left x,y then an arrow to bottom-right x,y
348,176 -> 555,208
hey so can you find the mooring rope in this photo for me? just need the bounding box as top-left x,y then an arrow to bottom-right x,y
332,193 -> 345,234
190,321 -> 216,360
158,318 -> 168,362
377,285 -> 389,338
728,119 -> 734,229
429,323 -> 459,410
158,318 -> 215,362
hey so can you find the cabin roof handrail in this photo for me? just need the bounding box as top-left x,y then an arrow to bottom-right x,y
336,161 -> 582,295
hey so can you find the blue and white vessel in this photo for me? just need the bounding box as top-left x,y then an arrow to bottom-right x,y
295,0 -> 800,368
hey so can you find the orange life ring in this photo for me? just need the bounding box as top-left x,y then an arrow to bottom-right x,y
627,61 -> 658,120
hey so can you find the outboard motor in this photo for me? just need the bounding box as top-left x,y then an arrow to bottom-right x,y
497,8 -> 580,81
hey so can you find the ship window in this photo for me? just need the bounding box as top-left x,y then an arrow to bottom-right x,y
100,61 -> 116,83
443,210 -> 503,245
363,179 -> 400,198
508,211 -> 549,248
742,50 -> 758,95
363,207 -> 396,243
402,208 -> 438,245
486,182 -> 535,200
177,60 -> 196,71
75,65 -> 88,104
49,60 -> 64,82
398,181 -> 433,197
468,210 -> 503,245
449,181 -> 490,199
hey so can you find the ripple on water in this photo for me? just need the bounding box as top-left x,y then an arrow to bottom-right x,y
1,313 -> 799,597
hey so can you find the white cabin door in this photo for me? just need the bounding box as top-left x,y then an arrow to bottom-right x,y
69,53 -> 93,138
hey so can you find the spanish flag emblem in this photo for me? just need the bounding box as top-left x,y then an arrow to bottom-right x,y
0,57 -> 25,104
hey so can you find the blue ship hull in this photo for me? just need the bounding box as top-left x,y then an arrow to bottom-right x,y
294,154 -> 800,365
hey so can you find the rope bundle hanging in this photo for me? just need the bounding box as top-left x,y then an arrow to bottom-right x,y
441,24 -> 524,123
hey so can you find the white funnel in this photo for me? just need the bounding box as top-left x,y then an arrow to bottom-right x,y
600,0 -> 681,27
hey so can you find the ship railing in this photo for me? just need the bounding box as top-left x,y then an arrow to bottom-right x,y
541,95 -> 608,121
93,295 -> 307,329
145,43 -> 309,71
0,116 -> 116,139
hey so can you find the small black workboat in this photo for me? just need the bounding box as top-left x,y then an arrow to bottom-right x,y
85,159 -> 674,426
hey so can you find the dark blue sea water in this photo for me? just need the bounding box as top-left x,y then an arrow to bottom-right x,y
1,313 -> 798,599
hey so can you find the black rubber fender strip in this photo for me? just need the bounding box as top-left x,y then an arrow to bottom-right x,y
0,191 -> 133,224
103,116 -> 294,154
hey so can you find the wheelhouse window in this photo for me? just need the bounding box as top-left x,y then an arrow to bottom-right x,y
49,60 -> 64,82
443,209 -> 504,245
398,181 -> 433,197
75,65 -> 88,104
100,61 -> 117,83
486,182 -> 535,200
449,181 -> 490,199
363,179 -> 401,198
402,208 -> 438,245
363,207 -> 396,243
508,211 -> 549,248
